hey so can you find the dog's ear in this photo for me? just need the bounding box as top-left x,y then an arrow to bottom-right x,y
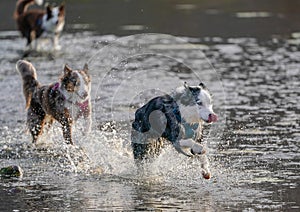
188,86 -> 201,95
184,82 -> 200,94
46,4 -> 53,20
59,3 -> 65,14
46,4 -> 52,13
199,82 -> 206,89
184,81 -> 189,89
64,64 -> 72,74
82,63 -> 88,73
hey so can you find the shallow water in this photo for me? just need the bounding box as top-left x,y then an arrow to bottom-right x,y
0,30 -> 299,211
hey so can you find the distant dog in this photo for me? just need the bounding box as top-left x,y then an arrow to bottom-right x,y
131,82 -> 218,179
16,60 -> 91,145
14,0 -> 65,50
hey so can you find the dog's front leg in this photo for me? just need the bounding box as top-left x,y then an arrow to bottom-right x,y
199,154 -> 211,179
84,115 -> 92,135
81,103 -> 92,135
53,33 -> 61,50
181,139 -> 211,179
173,139 -> 206,157
61,121 -> 73,145
182,139 -> 206,155
57,111 -> 73,145
29,31 -> 37,50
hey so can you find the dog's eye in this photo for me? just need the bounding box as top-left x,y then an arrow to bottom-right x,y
197,101 -> 203,106
70,78 -> 78,85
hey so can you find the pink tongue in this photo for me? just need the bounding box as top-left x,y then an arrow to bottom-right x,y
208,114 -> 218,122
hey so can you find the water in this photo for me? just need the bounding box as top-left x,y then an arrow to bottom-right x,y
1,1 -> 300,211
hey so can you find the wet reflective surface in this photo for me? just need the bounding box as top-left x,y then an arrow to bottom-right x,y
0,31 -> 299,211
0,0 -> 300,211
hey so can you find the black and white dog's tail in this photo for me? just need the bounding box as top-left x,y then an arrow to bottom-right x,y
16,60 -> 40,109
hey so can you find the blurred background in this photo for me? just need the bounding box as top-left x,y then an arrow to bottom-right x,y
2,0 -> 300,39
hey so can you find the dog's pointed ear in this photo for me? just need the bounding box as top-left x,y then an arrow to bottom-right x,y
46,4 -> 52,14
64,64 -> 72,74
82,63 -> 88,73
46,4 -> 53,19
59,2 -> 65,13
184,81 -> 189,89
199,82 -> 206,89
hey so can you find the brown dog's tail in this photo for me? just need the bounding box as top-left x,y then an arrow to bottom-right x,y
14,0 -> 44,19
16,60 -> 40,109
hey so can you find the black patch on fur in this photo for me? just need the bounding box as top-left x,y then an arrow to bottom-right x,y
46,6 -> 53,21
132,94 -> 182,142
188,86 -> 201,100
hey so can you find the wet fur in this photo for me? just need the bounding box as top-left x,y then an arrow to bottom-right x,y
14,0 -> 65,50
16,60 -> 91,145
131,83 -> 217,179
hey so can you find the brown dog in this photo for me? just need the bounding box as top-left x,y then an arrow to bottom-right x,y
14,0 -> 65,50
16,60 -> 92,145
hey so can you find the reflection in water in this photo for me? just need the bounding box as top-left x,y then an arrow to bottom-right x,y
0,26 -> 299,212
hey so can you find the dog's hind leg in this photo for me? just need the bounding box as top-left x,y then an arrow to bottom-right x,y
131,130 -> 165,161
44,115 -> 54,132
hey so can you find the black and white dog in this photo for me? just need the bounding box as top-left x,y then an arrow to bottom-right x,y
14,0 -> 65,50
131,82 -> 218,179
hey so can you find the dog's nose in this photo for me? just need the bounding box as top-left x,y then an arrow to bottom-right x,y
208,113 -> 218,123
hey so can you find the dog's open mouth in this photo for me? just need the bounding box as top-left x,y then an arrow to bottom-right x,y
206,113 -> 218,123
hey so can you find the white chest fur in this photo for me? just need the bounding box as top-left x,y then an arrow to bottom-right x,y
178,104 -> 200,123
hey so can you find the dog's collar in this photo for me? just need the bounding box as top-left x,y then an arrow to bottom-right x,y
52,82 -> 60,91
50,82 -> 66,101
182,122 -> 199,139
172,106 -> 199,139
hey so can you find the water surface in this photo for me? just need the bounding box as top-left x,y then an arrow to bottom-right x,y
0,0 -> 299,211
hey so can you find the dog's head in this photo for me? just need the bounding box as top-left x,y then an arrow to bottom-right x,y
176,82 -> 218,123
61,64 -> 91,101
42,4 -> 65,33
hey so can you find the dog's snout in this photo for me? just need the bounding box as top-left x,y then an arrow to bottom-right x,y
208,113 -> 218,123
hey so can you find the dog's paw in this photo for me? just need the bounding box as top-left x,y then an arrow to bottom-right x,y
191,143 -> 206,155
202,171 -> 211,180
